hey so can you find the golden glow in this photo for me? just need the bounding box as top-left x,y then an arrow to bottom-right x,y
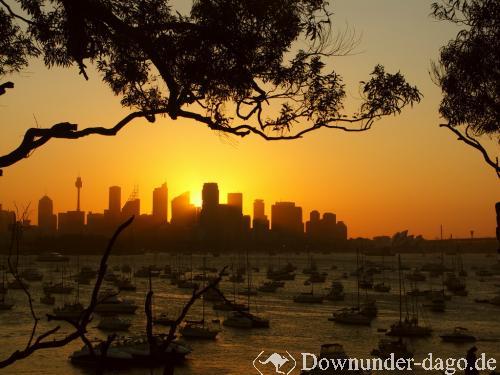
0,1 -> 498,239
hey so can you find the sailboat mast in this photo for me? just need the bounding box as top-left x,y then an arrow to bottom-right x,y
356,250 -> 360,309
398,254 -> 402,323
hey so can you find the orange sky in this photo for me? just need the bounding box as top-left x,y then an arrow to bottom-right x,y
0,0 -> 498,239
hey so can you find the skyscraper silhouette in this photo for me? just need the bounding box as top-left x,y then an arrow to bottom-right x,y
152,183 -> 168,223
108,186 -> 121,217
38,195 -> 57,236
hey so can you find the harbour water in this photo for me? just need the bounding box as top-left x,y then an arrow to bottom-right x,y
0,252 -> 499,374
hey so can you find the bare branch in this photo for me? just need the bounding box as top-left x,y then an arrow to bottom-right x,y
0,217 -> 134,369
0,110 -> 167,176
440,123 -> 500,178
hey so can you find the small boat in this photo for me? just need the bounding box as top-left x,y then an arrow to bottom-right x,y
40,292 -> 56,305
97,317 -> 131,331
36,252 -> 69,262
95,294 -> 138,315
386,318 -> 432,337
371,338 -> 413,359
222,312 -> 253,329
329,307 -> 372,326
373,282 -> 391,293
53,302 -> 84,320
0,293 -> 14,310
293,292 -> 324,304
115,278 -> 136,291
257,281 -> 280,293
153,313 -> 175,326
21,268 -> 43,281
43,282 -> 73,294
212,301 -> 249,312
69,335 -> 191,368
8,278 -> 29,290
239,287 -> 258,296
440,327 -> 476,343
424,298 -> 446,312
180,320 -> 220,340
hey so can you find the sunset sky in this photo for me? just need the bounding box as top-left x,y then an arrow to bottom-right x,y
0,0 -> 498,239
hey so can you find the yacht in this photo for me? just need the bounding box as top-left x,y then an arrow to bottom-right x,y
43,282 -> 73,294
97,317 -> 131,331
115,278 -> 136,291
222,311 -> 253,329
371,338 -> 413,359
21,268 -> 43,281
69,335 -> 191,368
36,252 -> 69,262
258,281 -> 280,293
0,293 -> 14,310
373,282 -> 391,293
294,292 -> 324,304
330,307 -> 372,325
180,319 -> 220,340
53,302 -> 85,320
386,318 -> 432,337
8,278 -> 29,290
153,313 -> 175,326
40,292 -> 55,305
440,327 -> 476,342
95,294 -> 138,315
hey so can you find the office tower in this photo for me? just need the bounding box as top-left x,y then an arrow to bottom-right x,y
38,195 -> 57,235
122,198 -> 140,218
152,183 -> 168,223
171,192 -> 197,227
58,211 -> 85,235
202,183 -> 219,210
227,192 -> 243,214
0,204 -> 16,234
108,186 -> 121,216
271,202 -> 303,235
253,199 -> 265,220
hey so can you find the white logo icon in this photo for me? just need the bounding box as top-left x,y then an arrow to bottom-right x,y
253,351 -> 297,375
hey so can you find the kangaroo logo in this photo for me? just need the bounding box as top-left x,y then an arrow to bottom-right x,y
253,351 -> 296,375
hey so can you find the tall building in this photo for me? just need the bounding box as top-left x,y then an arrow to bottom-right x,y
152,183 -> 168,223
171,192 -> 197,227
122,198 -> 140,218
75,176 -> 83,212
253,199 -> 266,220
252,199 -> 269,232
202,183 -> 219,210
38,195 -> 57,236
271,202 -> 303,235
0,204 -> 15,235
227,193 -> 243,214
58,211 -> 85,235
108,186 -> 121,217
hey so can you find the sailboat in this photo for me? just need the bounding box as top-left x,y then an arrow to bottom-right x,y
43,266 -> 73,294
223,251 -> 269,329
180,257 -> 221,339
0,269 -> 14,310
52,262 -> 84,320
386,255 -> 432,337
293,280 -> 324,304
373,255 -> 391,292
330,251 -> 374,325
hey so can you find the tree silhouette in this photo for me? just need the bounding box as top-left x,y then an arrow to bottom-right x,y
1,0 -> 421,176
431,0 -> 500,177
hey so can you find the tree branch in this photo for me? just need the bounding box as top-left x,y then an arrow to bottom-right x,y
0,216 -> 134,369
440,123 -> 500,178
0,110 -> 167,176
